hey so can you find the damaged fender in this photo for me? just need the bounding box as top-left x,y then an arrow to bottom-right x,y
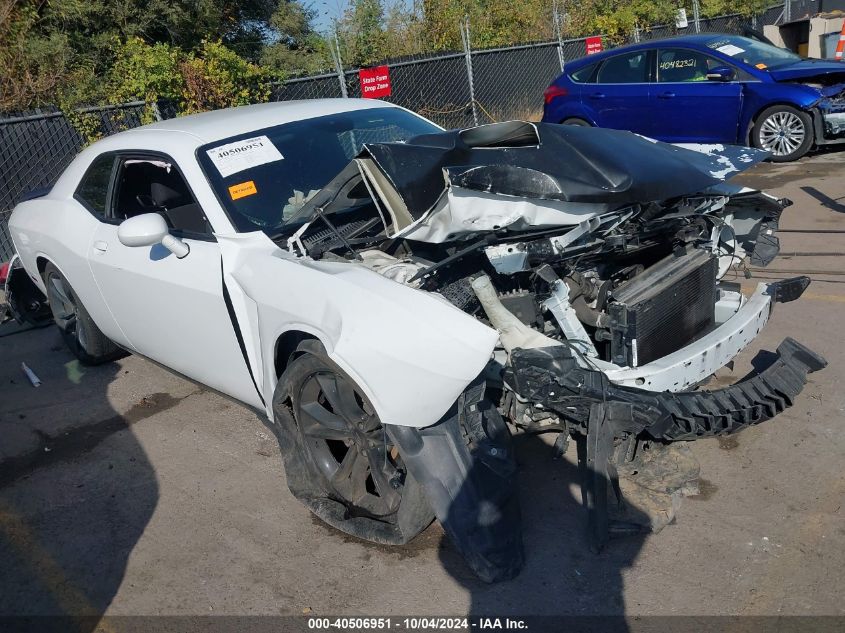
217,231 -> 499,427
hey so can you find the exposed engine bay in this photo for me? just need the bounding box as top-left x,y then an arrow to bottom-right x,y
804,79 -> 845,139
274,122 -> 827,551
278,122 -> 797,377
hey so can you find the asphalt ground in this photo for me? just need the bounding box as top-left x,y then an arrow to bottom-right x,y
1,149 -> 844,621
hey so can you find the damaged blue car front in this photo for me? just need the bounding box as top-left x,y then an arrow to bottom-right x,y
542,34 -> 845,162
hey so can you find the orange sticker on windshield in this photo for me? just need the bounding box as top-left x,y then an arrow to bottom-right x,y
229,180 -> 257,200
756,63 -> 767,69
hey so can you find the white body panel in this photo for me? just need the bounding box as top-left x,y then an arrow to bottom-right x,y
396,188 -> 603,243
8,100 -> 495,427
217,232 -> 498,427
88,221 -> 261,407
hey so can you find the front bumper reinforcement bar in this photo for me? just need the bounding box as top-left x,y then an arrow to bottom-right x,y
505,336 -> 826,441
505,335 -> 826,552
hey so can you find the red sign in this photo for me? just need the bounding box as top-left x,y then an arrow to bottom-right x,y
585,36 -> 603,55
359,66 -> 391,99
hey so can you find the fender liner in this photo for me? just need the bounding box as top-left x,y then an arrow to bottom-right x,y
386,380 -> 524,583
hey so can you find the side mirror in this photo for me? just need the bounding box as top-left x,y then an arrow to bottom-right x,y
706,66 -> 736,82
117,213 -> 190,258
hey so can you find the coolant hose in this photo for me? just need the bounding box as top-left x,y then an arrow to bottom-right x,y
470,275 -> 560,353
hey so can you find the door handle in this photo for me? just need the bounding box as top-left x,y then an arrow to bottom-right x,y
93,240 -> 109,253
589,92 -> 606,99
658,92 -> 676,99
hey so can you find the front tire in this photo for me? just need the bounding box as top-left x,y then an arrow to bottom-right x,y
751,105 -> 813,162
271,340 -> 435,545
42,263 -> 123,365
561,117 -> 591,126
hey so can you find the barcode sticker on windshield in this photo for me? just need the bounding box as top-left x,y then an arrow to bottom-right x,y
206,136 -> 283,178
716,44 -> 745,56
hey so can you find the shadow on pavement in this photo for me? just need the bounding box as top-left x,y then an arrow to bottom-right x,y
0,324 -> 158,630
800,186 -> 845,214
437,431 -> 650,624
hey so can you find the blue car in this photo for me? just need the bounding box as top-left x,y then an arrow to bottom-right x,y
542,34 -> 845,162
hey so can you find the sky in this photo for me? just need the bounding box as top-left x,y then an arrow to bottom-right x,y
312,0 -> 416,34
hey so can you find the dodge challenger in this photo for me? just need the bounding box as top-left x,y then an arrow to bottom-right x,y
6,99 -> 826,581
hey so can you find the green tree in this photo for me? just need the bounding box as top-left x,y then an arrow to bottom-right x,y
699,0 -> 770,18
420,0 -> 554,52
0,0 -> 74,110
261,0 -> 331,74
1,0 -> 284,110
337,0 -> 389,66
107,38 -> 277,117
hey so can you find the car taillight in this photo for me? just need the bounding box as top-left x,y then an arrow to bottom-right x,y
543,84 -> 568,105
0,261 -> 9,285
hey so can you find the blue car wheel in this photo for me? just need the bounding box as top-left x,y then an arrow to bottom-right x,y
751,105 -> 814,162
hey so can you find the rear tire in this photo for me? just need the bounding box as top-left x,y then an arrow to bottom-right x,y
751,105 -> 813,162
271,340 -> 435,545
42,263 -> 123,365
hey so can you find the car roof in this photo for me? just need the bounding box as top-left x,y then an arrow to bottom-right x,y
567,32 -> 739,68
120,98 -> 399,146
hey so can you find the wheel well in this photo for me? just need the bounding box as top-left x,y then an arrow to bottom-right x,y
274,330 -> 318,379
560,116 -> 591,126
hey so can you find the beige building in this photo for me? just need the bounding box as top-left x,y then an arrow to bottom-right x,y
764,8 -> 845,59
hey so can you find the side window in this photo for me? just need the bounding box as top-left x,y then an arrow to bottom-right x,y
570,62 -> 599,83
657,49 -> 723,83
596,51 -> 650,84
75,154 -> 115,216
110,156 -> 212,235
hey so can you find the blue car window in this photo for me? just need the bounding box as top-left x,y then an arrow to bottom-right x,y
657,49 -> 720,82
570,62 -> 599,83
596,51 -> 649,84
705,35 -> 801,69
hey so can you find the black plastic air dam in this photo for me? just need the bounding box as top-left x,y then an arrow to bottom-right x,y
505,337 -> 826,441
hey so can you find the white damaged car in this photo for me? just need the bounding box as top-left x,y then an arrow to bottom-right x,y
7,99 -> 826,581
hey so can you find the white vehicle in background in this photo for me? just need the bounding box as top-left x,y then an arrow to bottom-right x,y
7,99 -> 825,581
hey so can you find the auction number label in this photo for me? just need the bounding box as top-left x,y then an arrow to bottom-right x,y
206,135 -> 283,178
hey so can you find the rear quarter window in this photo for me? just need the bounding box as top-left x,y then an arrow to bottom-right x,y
75,154 -> 115,216
570,63 -> 599,83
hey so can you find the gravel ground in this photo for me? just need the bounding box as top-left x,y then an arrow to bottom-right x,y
1,149 -> 843,620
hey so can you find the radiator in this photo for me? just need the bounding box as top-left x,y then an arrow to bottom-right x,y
608,249 -> 717,367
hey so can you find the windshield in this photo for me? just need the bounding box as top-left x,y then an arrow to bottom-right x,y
198,107 -> 439,233
705,35 -> 802,70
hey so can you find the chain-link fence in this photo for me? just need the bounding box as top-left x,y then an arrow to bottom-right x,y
0,103 -> 149,261
0,3 -> 795,261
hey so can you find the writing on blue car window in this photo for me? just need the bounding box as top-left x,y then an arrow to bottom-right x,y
705,35 -> 801,69
658,49 -> 724,83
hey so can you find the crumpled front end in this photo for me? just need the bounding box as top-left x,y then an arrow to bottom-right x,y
813,82 -> 845,142
280,122 -> 825,435
820,95 -> 845,139
276,120 -> 827,564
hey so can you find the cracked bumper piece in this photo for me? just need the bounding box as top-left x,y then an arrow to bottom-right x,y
506,336 -> 826,441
